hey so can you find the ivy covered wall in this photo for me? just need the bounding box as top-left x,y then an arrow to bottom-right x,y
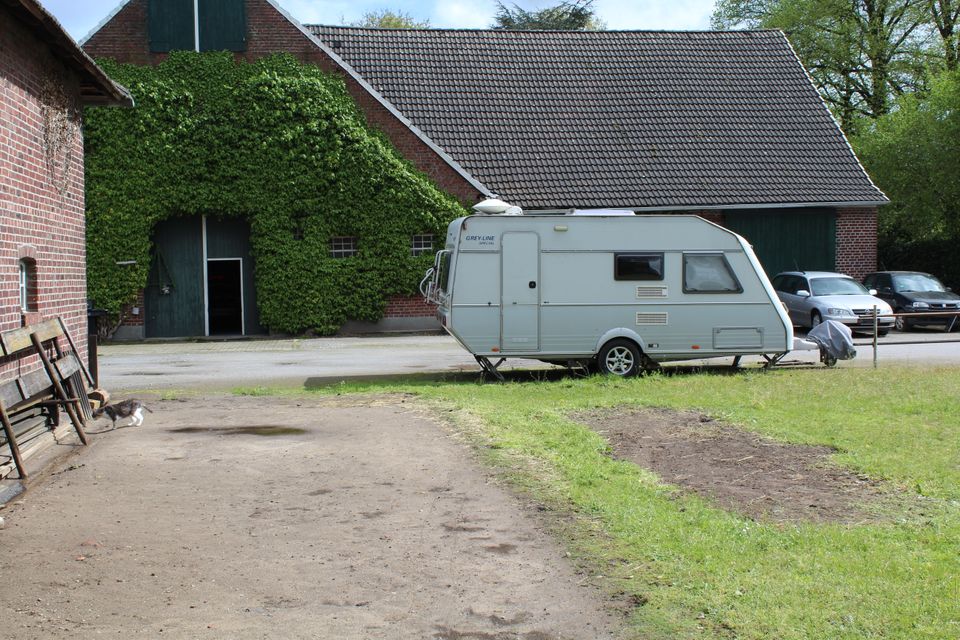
85,52 -> 467,334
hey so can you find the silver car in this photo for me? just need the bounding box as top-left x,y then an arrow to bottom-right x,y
771,271 -> 895,336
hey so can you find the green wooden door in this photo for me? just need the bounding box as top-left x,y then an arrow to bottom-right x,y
206,217 -> 262,334
145,217 -> 205,337
724,210 -> 836,277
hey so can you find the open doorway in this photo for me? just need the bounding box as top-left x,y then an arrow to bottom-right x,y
207,259 -> 243,335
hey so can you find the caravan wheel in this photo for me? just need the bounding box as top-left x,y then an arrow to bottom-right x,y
597,339 -> 641,377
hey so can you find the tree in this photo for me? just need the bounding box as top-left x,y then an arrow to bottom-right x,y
854,69 -> 960,241
491,0 -> 605,30
929,0 -> 960,69
351,9 -> 430,29
713,0 -> 930,130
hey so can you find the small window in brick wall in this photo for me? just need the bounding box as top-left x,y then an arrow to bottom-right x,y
411,234 -> 434,257
329,236 -> 358,258
19,258 -> 38,312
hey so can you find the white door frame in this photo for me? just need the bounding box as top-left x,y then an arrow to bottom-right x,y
206,257 -> 245,336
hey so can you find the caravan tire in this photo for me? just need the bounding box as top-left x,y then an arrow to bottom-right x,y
597,339 -> 641,377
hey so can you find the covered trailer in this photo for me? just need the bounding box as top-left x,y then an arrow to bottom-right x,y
421,211 -> 794,376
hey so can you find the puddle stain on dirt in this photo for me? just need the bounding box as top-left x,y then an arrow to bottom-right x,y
169,425 -> 308,436
434,627 -> 555,640
575,406 -> 892,524
483,543 -> 517,555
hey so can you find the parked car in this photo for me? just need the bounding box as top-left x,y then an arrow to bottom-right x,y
862,271 -> 960,331
771,271 -> 894,336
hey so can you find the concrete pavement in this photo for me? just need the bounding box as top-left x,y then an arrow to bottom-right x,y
97,329 -> 960,392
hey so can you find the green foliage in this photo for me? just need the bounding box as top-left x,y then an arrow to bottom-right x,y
351,9 -> 431,28
85,52 -> 467,334
853,69 -> 960,282
491,0 -> 605,30
303,367 -> 960,638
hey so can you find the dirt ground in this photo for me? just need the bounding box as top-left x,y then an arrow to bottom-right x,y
576,407 -> 888,523
0,395 -> 620,639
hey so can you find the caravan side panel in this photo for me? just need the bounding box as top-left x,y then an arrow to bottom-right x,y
449,251 -> 500,353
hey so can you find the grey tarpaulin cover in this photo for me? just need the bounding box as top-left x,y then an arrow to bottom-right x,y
807,320 -> 857,360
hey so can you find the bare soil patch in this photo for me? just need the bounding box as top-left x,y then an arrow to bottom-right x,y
0,395 -> 619,639
576,407 -> 887,523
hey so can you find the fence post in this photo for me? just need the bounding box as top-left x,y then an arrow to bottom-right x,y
873,305 -> 878,368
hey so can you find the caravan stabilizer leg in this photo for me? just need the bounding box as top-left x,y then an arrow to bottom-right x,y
761,352 -> 788,369
475,356 -> 506,382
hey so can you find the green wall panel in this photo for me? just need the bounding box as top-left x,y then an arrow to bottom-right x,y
145,217 -> 205,337
724,209 -> 836,277
148,0 -> 195,52
199,0 -> 246,52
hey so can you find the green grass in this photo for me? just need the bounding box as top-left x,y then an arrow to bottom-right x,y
245,367 -> 960,639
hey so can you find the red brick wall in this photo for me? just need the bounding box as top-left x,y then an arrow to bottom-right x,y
384,295 -> 436,318
84,0 -> 483,205
0,9 -> 89,379
835,207 -> 878,279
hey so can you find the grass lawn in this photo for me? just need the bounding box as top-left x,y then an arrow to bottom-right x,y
240,366 -> 960,639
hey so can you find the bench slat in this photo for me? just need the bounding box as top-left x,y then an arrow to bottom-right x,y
1,318 -> 64,355
1,326 -> 35,355
0,379 -> 24,409
55,354 -> 80,380
18,369 -> 53,400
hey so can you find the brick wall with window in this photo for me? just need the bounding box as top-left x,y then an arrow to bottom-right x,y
0,12 -> 90,377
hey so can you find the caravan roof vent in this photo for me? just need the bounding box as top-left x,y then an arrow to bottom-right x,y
473,198 -> 523,215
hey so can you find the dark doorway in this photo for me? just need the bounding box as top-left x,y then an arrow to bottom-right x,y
207,259 -> 243,335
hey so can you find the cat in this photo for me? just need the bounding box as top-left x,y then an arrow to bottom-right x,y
93,399 -> 153,429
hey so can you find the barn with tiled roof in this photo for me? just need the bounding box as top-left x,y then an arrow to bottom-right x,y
83,0 -> 884,338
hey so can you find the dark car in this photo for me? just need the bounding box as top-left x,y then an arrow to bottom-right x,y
863,271 -> 960,331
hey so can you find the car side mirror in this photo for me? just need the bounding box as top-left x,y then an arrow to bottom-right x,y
796,289 -> 811,298
878,286 -> 892,294
869,288 -> 878,296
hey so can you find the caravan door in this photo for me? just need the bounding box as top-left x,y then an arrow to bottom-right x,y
501,232 -> 540,351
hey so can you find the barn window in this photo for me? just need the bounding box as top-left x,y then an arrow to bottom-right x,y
149,0 -> 246,53
614,253 -> 663,281
411,234 -> 434,256
329,236 -> 357,258
19,258 -> 38,311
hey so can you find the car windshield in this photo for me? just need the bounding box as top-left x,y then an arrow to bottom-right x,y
892,273 -> 947,293
810,277 -> 868,296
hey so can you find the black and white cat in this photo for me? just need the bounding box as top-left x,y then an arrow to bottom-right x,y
93,399 -> 153,428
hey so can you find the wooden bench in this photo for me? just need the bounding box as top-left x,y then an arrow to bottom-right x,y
0,318 -> 95,479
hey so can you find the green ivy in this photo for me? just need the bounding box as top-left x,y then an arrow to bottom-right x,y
85,52 -> 467,334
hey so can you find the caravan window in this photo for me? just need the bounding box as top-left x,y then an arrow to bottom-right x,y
614,253 -> 663,281
683,254 -> 742,293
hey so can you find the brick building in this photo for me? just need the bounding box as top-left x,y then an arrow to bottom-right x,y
0,0 -> 130,475
83,0 -> 886,338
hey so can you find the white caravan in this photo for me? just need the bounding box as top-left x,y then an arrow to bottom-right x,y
420,210 -> 794,377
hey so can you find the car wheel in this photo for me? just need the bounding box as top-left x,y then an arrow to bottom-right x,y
894,309 -> 910,332
811,310 -> 822,329
877,329 -> 889,337
596,339 -> 641,377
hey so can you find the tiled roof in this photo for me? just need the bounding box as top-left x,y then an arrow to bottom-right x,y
308,26 -> 887,210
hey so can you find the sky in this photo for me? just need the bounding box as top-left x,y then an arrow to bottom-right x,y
36,0 -> 717,43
